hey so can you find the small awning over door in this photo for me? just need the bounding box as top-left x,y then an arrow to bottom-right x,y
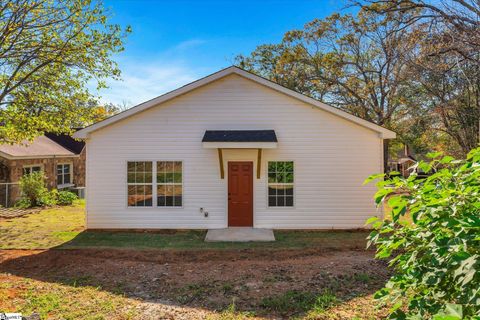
201,130 -> 278,179
201,130 -> 278,149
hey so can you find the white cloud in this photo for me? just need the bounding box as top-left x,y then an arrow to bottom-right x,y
98,61 -> 199,107
93,39 -> 209,107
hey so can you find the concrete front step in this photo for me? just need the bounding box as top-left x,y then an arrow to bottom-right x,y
205,227 -> 275,242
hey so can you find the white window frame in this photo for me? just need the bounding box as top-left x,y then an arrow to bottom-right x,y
56,163 -> 74,188
126,161 -> 154,207
23,164 -> 43,175
267,161 -> 295,208
156,161 -> 183,208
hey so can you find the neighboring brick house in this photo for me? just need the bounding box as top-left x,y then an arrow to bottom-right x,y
0,133 -> 85,206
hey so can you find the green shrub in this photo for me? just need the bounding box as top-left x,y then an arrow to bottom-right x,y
38,188 -> 58,207
365,149 -> 480,319
57,190 -> 78,205
18,171 -> 49,207
14,197 -> 32,209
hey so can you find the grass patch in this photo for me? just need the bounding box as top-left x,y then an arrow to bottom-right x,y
260,290 -> 337,317
0,200 -> 370,250
0,200 -> 84,249
0,276 -> 136,320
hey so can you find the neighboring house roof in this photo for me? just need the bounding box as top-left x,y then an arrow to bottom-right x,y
45,132 -> 85,154
0,136 -> 76,159
202,130 -> 278,142
74,66 -> 396,139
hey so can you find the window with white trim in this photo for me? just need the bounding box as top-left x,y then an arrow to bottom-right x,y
23,165 -> 41,175
57,163 -> 72,186
127,161 -> 153,207
268,161 -> 294,207
157,161 -> 183,207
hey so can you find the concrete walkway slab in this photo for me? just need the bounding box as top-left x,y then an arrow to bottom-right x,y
205,227 -> 275,242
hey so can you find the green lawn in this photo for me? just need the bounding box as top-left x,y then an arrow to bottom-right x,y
0,201 -> 370,250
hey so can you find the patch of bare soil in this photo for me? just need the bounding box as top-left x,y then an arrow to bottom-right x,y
0,248 -> 390,319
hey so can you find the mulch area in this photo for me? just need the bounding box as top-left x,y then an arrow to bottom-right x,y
0,207 -> 40,219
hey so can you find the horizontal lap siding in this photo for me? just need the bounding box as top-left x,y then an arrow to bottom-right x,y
86,74 -> 382,229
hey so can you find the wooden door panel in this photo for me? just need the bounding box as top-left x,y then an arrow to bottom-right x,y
228,162 -> 253,227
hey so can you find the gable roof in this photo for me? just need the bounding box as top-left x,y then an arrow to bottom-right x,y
74,66 -> 396,139
0,136 -> 76,159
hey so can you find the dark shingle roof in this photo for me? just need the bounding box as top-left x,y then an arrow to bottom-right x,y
202,130 -> 277,143
44,132 -> 85,154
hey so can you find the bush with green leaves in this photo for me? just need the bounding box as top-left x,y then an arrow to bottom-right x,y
17,171 -> 50,207
16,172 -> 78,208
57,190 -> 78,205
365,149 -> 480,319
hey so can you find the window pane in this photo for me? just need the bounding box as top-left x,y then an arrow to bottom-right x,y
157,173 -> 167,183
64,165 -> 70,174
165,172 -> 174,183
285,185 -> 294,196
165,161 -> 174,173
268,172 -> 276,183
174,196 -> 182,207
268,161 -> 294,207
268,186 -> 277,196
157,161 -> 166,174
268,162 -> 276,173
145,172 -> 152,183
157,161 -> 182,207
269,196 -> 277,207
127,185 -> 137,206
127,173 -> 136,183
32,166 -> 41,173
144,161 -> 152,172
277,196 -> 285,207
285,196 -> 294,207
284,162 -> 294,172
64,174 -> 71,184
173,172 -> 182,183
57,166 -> 63,174
285,172 -> 294,183
57,174 -> 63,184
127,162 -> 135,171
174,161 -> 182,173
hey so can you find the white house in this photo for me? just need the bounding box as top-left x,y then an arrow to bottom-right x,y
74,66 -> 395,230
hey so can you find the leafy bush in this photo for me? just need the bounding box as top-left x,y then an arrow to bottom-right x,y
57,190 -> 78,205
14,197 -> 32,209
365,149 -> 480,319
17,172 -> 78,207
18,171 -> 49,207
38,188 -> 58,207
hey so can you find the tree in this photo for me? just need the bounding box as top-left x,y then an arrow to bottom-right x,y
0,0 -> 129,143
236,11 -> 425,151
358,0 -> 480,155
359,0 -> 480,63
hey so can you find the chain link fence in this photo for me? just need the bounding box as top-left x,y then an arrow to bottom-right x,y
0,183 -> 20,208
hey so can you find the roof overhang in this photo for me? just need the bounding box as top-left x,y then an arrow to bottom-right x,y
202,130 -> 278,149
73,66 -> 396,140
202,142 -> 277,149
0,151 -> 79,160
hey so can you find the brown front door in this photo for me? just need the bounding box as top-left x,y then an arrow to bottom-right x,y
228,162 -> 253,227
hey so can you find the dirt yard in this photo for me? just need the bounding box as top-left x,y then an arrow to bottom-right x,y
0,247 -> 390,319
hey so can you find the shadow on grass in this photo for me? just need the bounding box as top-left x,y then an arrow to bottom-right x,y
0,231 -> 388,319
